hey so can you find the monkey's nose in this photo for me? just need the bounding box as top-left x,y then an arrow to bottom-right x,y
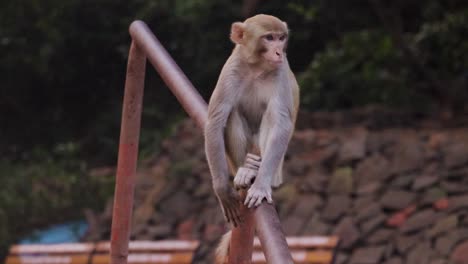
275,51 -> 283,60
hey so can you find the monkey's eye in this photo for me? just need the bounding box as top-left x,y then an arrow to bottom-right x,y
279,35 -> 287,41
265,34 -> 274,41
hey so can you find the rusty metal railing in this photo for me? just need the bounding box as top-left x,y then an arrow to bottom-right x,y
109,20 -> 293,264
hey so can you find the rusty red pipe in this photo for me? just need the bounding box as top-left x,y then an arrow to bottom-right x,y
228,190 -> 256,264
255,203 -> 294,264
110,41 -> 146,264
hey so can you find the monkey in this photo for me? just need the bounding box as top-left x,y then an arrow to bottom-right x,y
205,13 -> 299,228
205,14 -> 300,263
204,14 -> 300,263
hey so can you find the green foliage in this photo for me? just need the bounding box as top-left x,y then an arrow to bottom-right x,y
299,9 -> 468,112
299,30 -> 412,110
0,150 -> 114,258
287,3 -> 318,22
414,11 -> 468,76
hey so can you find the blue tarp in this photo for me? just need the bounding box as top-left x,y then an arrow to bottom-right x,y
20,220 -> 88,244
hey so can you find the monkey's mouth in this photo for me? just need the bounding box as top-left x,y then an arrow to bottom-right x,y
268,59 -> 283,66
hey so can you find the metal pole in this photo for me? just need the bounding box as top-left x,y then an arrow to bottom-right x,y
255,203 -> 294,264
110,41 -> 146,264
129,20 -> 207,130
228,190 -> 255,264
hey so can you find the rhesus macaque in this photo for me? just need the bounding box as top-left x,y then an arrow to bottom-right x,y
205,14 -> 299,229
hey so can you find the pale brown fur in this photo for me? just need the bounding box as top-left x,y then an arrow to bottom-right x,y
205,14 -> 299,243
215,231 -> 232,264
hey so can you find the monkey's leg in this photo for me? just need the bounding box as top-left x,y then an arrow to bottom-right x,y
225,110 -> 249,169
244,117 -> 275,208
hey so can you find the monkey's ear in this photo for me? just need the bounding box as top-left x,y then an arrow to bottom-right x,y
230,22 -> 245,44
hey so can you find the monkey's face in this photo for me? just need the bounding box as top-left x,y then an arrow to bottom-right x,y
230,14 -> 289,68
258,32 -> 288,67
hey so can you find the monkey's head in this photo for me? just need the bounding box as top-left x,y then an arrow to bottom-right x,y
230,14 -> 289,68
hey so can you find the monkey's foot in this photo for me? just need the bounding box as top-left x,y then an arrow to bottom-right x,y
244,153 -> 261,169
234,167 -> 257,189
234,153 -> 262,189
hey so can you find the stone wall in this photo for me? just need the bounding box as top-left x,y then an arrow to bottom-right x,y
284,126 -> 468,264
85,115 -> 468,264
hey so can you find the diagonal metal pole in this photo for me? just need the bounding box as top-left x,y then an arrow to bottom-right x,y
255,204 -> 294,264
110,41 -> 146,264
129,21 -> 207,130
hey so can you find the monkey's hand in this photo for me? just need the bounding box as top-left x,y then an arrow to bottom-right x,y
244,181 -> 273,208
214,184 -> 242,227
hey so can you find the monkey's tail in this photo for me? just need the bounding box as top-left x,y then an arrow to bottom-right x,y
215,230 -> 232,264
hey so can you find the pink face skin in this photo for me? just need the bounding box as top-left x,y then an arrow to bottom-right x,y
261,33 -> 288,66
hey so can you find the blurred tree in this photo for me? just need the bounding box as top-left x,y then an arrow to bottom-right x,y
297,0 -> 468,114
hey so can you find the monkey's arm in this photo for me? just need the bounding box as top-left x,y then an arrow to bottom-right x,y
205,76 -> 243,226
245,100 -> 294,208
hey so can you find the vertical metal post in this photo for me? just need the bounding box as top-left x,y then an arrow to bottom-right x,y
110,41 -> 146,264
228,190 -> 255,264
